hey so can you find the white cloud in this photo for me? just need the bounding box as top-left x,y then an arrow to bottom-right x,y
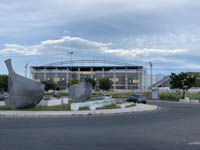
0,36 -> 188,67
0,36 -> 111,56
1,35 -> 200,75
0,44 -> 39,56
104,48 -> 184,56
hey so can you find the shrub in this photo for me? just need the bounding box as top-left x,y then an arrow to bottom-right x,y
85,78 -> 96,89
159,92 -> 182,101
41,81 -> 60,91
98,78 -> 112,91
0,74 -> 8,92
67,79 -> 80,88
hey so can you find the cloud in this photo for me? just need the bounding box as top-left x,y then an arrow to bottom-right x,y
0,44 -> 39,56
0,36 -> 188,67
1,35 -> 200,75
104,48 -> 185,63
0,36 -> 111,56
0,0 -> 198,39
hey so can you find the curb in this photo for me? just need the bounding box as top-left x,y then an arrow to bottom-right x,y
0,104 -> 158,118
149,100 -> 200,105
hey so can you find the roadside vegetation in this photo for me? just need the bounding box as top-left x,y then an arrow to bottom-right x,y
43,90 -> 200,102
0,99 -> 87,111
0,74 -> 8,92
159,92 -> 200,101
0,99 -> 134,111
170,72 -> 196,98
126,103 -> 136,108
97,104 -> 120,110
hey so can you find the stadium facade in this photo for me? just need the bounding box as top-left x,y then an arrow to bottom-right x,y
31,60 -> 146,91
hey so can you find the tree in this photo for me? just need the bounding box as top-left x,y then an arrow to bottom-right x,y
67,79 -> 80,88
41,81 -> 60,91
98,78 -> 112,91
170,72 -> 196,98
85,78 -> 96,89
0,75 -> 8,92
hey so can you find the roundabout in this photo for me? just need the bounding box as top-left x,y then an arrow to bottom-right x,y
0,101 -> 200,150
0,103 -> 157,117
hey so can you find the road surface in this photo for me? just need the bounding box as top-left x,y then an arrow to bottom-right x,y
0,101 -> 200,150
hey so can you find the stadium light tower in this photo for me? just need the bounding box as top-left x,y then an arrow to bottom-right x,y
149,62 -> 153,89
68,51 -> 74,86
25,63 -> 29,78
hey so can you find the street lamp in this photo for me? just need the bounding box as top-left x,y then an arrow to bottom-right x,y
68,51 -> 74,87
149,62 -> 153,89
25,63 -> 29,78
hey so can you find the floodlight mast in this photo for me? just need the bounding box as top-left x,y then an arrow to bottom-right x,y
149,62 -> 153,90
25,63 -> 29,78
68,51 -> 74,87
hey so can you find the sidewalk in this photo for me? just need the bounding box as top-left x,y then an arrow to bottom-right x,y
0,104 -> 158,117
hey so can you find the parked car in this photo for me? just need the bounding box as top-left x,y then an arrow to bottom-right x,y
0,93 -> 8,101
126,94 -> 146,104
97,94 -> 112,100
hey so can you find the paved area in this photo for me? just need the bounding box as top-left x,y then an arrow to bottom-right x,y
0,101 -> 200,150
0,104 -> 157,117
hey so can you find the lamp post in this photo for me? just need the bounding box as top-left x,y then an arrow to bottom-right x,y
68,51 -> 74,87
25,63 -> 28,78
149,62 -> 153,99
149,62 -> 153,89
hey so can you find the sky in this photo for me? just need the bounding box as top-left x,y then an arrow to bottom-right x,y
0,0 -> 200,76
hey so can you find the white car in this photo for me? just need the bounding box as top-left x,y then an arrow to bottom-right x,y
97,94 -> 112,100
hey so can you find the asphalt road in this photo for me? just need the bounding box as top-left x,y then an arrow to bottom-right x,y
1,101 -> 200,150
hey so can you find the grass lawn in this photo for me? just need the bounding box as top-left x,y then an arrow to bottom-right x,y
0,104 -> 70,111
0,99 -> 87,111
97,104 -> 120,110
126,103 -> 136,108
0,99 -> 132,111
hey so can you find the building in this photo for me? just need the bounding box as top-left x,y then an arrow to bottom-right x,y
31,60 -> 146,91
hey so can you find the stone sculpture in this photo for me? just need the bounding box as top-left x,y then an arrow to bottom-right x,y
4,59 -> 45,109
69,81 -> 92,100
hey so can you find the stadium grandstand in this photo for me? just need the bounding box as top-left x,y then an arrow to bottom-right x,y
31,60 -> 146,91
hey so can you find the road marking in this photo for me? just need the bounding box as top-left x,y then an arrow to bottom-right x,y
189,141 -> 200,145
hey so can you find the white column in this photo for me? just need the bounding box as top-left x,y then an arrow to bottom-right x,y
66,68 -> 69,85
78,68 -> 80,80
102,68 -> 105,78
90,68 -> 93,79
138,69 -> 141,92
113,68 -> 116,91
44,68 -> 47,81
55,68 -> 58,78
125,67 -> 128,90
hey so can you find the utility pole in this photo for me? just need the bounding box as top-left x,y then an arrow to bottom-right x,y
25,63 -> 28,78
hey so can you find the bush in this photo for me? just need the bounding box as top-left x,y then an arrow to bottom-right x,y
85,78 -> 96,89
41,81 -> 60,91
43,97 -> 50,100
158,92 -> 200,101
67,79 -> 80,88
186,93 -> 200,100
98,78 -> 112,91
0,75 -> 8,92
159,92 -> 182,101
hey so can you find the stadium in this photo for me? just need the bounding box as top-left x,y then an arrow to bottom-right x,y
31,60 -> 146,91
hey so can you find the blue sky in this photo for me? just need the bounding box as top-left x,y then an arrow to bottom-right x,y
0,0 -> 200,76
